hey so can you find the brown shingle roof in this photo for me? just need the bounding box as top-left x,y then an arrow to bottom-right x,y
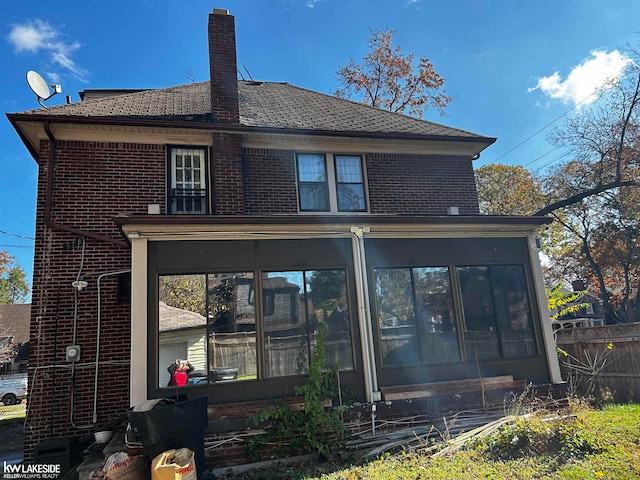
0,304 -> 30,344
17,81 -> 489,140
159,302 -> 206,332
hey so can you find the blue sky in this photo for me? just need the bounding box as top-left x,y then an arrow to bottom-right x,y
2,0 -> 640,287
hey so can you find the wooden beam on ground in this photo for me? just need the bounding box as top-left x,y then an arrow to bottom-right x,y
380,376 -> 526,401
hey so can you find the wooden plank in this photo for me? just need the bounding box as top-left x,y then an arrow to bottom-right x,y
381,376 -> 525,401
381,375 -> 514,395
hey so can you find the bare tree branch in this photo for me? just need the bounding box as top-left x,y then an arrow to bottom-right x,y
534,179 -> 639,216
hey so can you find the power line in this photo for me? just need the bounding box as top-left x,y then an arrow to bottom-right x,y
0,244 -> 34,248
0,230 -> 35,241
522,145 -> 564,168
494,69 -> 629,164
533,150 -> 573,175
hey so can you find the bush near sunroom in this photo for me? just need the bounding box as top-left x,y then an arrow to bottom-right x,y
246,324 -> 349,462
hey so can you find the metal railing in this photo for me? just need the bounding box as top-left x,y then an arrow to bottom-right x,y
169,188 -> 208,214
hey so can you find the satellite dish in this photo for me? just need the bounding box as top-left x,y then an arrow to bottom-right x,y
26,70 -> 62,108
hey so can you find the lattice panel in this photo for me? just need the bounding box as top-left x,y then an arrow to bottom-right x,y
555,323 -> 640,343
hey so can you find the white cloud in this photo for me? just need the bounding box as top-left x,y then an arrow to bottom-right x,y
306,0 -> 323,7
8,20 -> 88,81
529,50 -> 632,107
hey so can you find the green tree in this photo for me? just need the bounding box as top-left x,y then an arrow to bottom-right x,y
158,274 -> 206,316
308,270 -> 346,311
335,29 -> 450,118
0,252 -> 30,304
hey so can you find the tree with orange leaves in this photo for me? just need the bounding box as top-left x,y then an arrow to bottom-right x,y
335,29 -> 450,118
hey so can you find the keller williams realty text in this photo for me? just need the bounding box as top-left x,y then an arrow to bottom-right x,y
2,462 -> 61,479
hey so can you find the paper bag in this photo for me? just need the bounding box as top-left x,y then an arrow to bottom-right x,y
151,448 -> 197,480
103,452 -> 149,480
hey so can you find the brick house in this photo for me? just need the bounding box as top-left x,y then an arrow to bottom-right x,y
8,8 -> 561,466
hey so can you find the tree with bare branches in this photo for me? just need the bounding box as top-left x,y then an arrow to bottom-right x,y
335,29 -> 450,118
535,66 -> 640,217
477,63 -> 640,323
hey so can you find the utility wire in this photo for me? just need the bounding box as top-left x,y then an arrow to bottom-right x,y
0,244 -> 34,248
0,230 -> 35,240
533,151 -> 573,175
494,69 -> 629,164
522,145 -> 564,168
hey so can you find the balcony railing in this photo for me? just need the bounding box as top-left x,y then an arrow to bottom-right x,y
169,188 -> 207,214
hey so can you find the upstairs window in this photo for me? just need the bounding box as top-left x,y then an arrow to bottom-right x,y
335,155 -> 366,211
297,153 -> 329,211
296,153 -> 366,213
168,147 -> 208,214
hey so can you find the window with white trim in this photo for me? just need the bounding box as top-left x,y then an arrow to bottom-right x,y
296,153 -> 366,212
168,147 -> 208,214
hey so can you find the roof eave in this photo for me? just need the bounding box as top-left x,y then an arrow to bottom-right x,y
116,213 -> 552,229
7,113 -> 496,154
6,113 -> 40,161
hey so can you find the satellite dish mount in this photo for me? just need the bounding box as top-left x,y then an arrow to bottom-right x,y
26,70 -> 62,108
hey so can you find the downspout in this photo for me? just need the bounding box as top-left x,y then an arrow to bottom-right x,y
350,227 -> 380,402
43,122 -> 128,247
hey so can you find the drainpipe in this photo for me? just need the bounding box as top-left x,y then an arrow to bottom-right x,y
350,227 -> 380,402
43,122 -> 128,247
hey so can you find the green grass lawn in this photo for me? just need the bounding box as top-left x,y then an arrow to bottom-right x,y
218,402 -> 640,479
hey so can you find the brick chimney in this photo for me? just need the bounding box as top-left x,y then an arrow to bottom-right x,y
208,9 -> 239,123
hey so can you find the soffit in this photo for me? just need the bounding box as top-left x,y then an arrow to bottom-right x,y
14,121 -> 489,157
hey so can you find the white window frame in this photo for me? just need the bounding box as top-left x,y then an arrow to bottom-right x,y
168,146 -> 209,214
296,152 -> 368,214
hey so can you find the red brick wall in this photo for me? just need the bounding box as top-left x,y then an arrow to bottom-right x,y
366,153 -> 480,215
243,148 -> 299,214
212,133 -> 244,214
208,11 -> 239,124
26,140 -> 165,460
241,149 -> 480,215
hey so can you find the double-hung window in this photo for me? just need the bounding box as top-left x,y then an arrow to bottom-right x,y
168,147 -> 208,214
296,153 -> 366,213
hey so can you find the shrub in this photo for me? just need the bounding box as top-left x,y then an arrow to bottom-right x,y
246,324 -> 349,462
469,415 -> 603,463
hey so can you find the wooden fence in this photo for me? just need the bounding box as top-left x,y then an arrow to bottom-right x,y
554,323 -> 640,403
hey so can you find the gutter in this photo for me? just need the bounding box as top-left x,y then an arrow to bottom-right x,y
10,113 -> 497,147
114,213 -> 553,229
43,122 -> 129,247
